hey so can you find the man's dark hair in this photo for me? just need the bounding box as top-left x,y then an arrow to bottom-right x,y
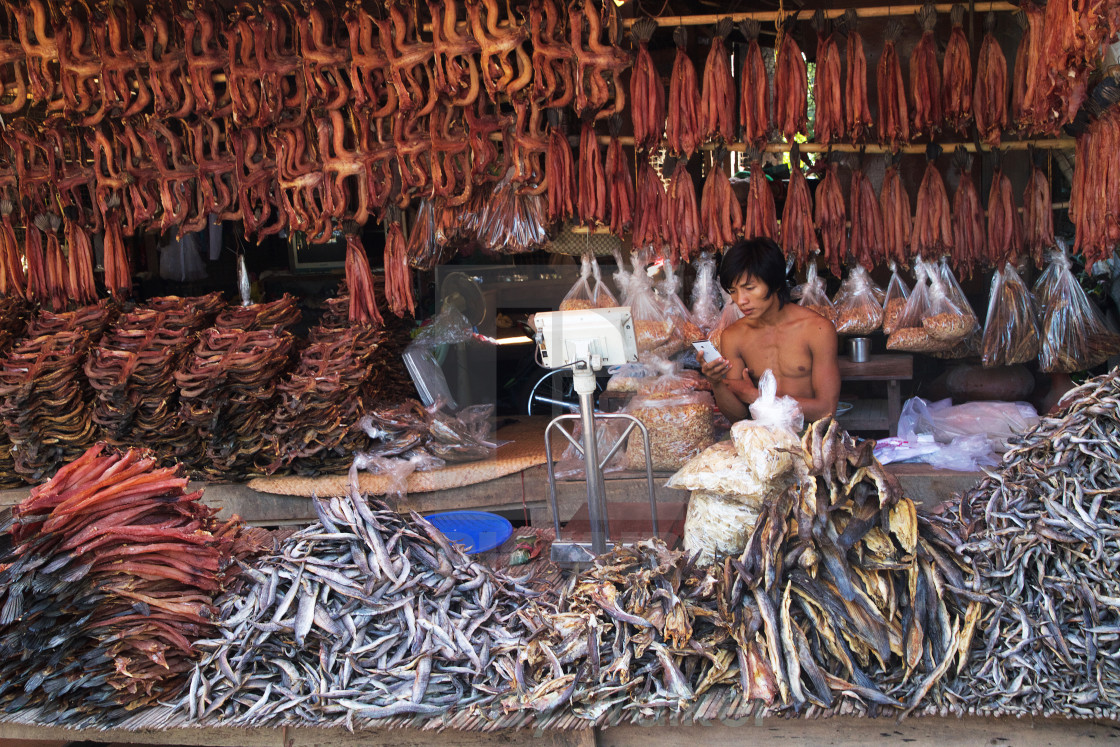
718,237 -> 791,307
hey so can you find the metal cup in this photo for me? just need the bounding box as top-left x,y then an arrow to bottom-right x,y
848,336 -> 871,363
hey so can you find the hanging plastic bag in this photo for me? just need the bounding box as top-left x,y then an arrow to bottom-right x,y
559,253 -> 598,310
590,255 -> 618,307
981,262 -> 1041,367
709,287 -> 743,352
1034,245 -> 1120,372
881,262 -> 911,335
477,167 -> 548,254
887,259 -> 941,352
888,257 -> 971,352
792,262 -> 836,324
833,265 -> 885,335
934,256 -> 981,338
617,255 -> 673,353
651,262 -> 703,359
624,360 -> 717,470
691,252 -> 723,335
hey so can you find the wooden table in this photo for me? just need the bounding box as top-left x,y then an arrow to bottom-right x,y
837,353 -> 913,436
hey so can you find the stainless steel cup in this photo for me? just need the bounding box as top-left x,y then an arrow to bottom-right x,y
848,336 -> 871,363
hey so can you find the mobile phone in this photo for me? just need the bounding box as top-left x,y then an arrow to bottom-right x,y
691,340 -> 722,361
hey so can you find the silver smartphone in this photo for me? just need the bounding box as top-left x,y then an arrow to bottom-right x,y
691,340 -> 722,361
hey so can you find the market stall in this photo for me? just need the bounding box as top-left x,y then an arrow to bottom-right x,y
0,0 -> 1117,741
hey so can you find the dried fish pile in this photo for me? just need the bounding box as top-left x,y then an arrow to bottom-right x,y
174,296 -> 301,478
0,444 -> 266,726
86,294 -> 225,457
0,297 -> 27,487
514,418 -> 979,723
181,491 -> 534,727
267,316 -> 386,475
937,368 -> 1120,719
0,301 -> 117,482
320,283 -> 418,406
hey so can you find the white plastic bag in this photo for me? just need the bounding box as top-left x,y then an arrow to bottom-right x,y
898,396 -> 1039,452
683,489 -> 764,565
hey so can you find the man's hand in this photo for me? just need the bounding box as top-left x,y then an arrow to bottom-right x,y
698,350 -> 731,384
721,368 -> 760,405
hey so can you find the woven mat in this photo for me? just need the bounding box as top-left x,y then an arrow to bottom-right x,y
248,418 -> 549,498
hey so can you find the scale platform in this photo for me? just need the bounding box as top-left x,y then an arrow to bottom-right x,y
550,501 -> 688,564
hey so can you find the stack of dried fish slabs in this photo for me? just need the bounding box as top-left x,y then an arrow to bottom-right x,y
0,302 -> 117,482
937,367 -> 1120,719
0,296 -> 27,487
0,444 -> 267,726
86,294 -> 225,457
181,490 -> 533,727
320,281 -> 417,405
513,418 -> 978,725
174,295 -> 300,479
266,272 -> 387,476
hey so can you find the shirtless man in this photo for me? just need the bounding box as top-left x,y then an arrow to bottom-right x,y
699,237 -> 840,422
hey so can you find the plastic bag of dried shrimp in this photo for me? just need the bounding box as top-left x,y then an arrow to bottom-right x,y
559,254 -> 598,311
691,252 -> 723,336
624,360 -> 717,471
832,265 -> 886,335
651,262 -> 703,359
683,488 -> 764,564
793,262 -> 836,324
1033,245 -> 1120,372
887,259 -> 943,352
881,262 -> 911,335
936,256 -> 981,336
981,261 -> 1041,367
616,255 -> 673,353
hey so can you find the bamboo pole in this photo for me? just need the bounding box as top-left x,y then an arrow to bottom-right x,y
567,134 -> 1077,153
622,3 -> 1019,27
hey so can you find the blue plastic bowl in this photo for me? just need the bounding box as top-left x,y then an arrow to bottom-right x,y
425,511 -> 513,554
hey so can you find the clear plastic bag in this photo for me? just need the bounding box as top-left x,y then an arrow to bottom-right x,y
888,257 -> 969,352
881,262 -> 911,336
731,369 -> 805,487
559,254 -> 598,311
1034,245 -> 1120,372
617,253 -> 673,353
476,167 -> 549,254
553,419 -> 627,479
833,266 -> 885,335
406,199 -> 438,270
651,262 -> 703,359
606,361 -> 655,392
897,396 -> 1038,453
793,262 -> 836,324
691,252 -> 723,335
709,287 -> 743,351
590,255 -> 618,307
934,256 -> 981,338
981,262 -> 1041,367
624,361 -> 717,470
683,489 -> 764,565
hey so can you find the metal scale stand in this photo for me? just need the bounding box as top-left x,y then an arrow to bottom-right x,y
543,360 -> 659,564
